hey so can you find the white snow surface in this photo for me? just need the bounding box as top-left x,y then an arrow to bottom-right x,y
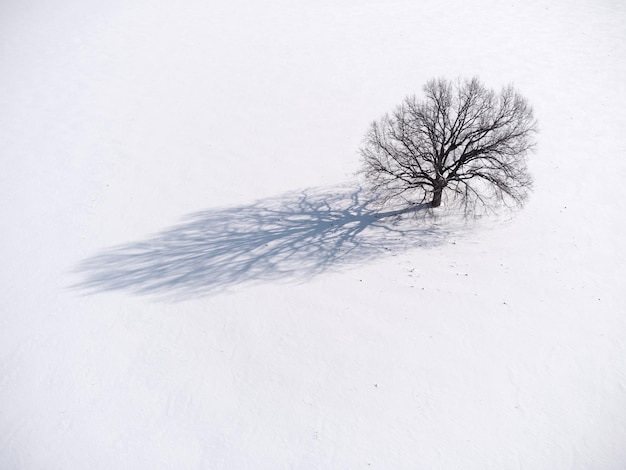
2,0 -> 626,468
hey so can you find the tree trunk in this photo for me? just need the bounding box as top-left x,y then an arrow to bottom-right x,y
431,188 -> 443,207
431,176 -> 446,207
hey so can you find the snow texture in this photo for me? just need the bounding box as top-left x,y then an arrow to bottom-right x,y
1,0 -> 626,468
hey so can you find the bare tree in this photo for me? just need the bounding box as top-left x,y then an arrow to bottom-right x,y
360,77 -> 538,211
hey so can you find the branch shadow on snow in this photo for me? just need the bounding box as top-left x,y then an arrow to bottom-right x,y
73,184 -> 453,300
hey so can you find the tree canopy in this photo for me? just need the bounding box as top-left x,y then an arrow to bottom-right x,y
361,77 -> 538,211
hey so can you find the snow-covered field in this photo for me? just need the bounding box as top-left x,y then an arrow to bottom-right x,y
2,0 -> 625,468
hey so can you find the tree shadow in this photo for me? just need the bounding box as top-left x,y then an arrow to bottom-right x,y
73,184 -> 454,300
